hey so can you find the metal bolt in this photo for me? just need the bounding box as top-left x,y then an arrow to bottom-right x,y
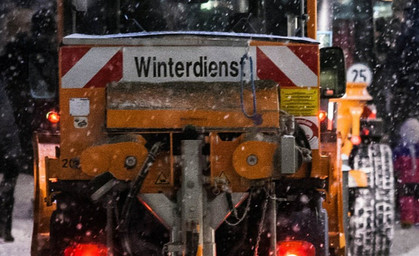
125,156 -> 137,169
247,154 -> 258,166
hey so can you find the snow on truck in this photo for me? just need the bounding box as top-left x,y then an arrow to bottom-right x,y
30,0 -> 393,256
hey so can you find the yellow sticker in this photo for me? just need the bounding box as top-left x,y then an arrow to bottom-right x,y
280,88 -> 319,116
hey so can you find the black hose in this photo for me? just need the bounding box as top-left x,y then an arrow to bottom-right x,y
119,142 -> 163,256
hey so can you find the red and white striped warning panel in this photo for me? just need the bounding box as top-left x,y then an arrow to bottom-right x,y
256,45 -> 318,87
60,44 -> 318,88
60,47 -> 122,88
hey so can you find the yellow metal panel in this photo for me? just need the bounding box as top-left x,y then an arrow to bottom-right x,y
107,109 -> 279,129
140,152 -> 174,194
307,0 -> 317,39
320,136 -> 346,253
58,88 -> 107,179
311,150 -> 329,178
106,80 -> 280,129
232,141 -> 277,179
80,141 -> 148,180
210,133 -> 250,193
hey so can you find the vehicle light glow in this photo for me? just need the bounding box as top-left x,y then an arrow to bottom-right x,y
277,240 -> 316,256
46,111 -> 60,123
350,135 -> 362,145
64,243 -> 107,256
318,110 -> 327,122
362,128 -> 370,136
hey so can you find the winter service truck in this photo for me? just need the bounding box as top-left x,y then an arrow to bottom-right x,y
31,0 -> 354,255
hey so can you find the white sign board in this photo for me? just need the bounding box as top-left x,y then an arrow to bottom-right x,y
123,46 -> 253,83
346,63 -> 372,86
69,98 -> 90,116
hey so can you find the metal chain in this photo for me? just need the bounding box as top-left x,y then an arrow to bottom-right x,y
225,188 -> 254,226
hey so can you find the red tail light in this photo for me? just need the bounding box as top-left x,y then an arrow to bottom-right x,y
46,111 -> 60,123
362,128 -> 370,136
64,243 -> 107,256
277,240 -> 316,256
350,135 -> 362,145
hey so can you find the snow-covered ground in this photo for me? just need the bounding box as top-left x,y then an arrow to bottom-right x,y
391,225 -> 419,256
0,174 -> 34,256
1,174 -> 419,256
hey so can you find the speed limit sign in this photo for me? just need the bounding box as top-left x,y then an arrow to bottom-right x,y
346,63 -> 372,86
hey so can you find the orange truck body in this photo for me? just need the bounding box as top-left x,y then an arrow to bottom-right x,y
31,1 -> 347,255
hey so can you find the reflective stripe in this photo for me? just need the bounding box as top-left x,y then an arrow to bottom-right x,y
62,47 -> 120,88
258,46 -> 318,87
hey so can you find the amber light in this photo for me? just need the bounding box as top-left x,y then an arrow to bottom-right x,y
46,111 -> 60,123
277,240 -> 316,256
318,111 -> 327,122
64,243 -> 107,256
